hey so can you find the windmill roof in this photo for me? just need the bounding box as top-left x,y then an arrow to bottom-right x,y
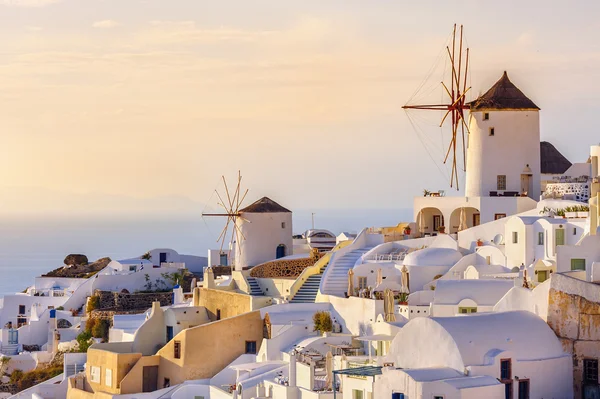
240,197 -> 291,213
541,141 -> 572,174
470,71 -> 539,111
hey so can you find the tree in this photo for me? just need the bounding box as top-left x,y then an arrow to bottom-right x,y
313,311 -> 333,334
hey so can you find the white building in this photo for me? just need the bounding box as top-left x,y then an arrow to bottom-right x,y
430,279 -> 515,316
375,311 -> 573,399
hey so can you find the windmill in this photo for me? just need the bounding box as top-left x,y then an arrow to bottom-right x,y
202,171 -> 249,264
403,24 -> 471,190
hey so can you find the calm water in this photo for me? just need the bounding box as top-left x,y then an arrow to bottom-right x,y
0,209 -> 410,298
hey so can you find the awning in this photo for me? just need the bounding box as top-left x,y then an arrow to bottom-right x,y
333,366 -> 382,377
355,334 -> 394,342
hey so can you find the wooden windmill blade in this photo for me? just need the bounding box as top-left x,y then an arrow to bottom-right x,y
402,24 -> 472,190
201,171 -> 249,262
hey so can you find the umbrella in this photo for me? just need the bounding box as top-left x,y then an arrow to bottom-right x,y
401,265 -> 409,294
384,288 -> 396,322
325,351 -> 333,390
419,211 -> 424,236
347,269 -> 355,297
376,268 -> 383,286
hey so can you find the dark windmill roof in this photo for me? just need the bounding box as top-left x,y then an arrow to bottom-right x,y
541,141 -> 572,174
240,197 -> 292,213
470,71 -> 540,111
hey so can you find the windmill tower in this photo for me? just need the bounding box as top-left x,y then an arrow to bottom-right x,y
236,197 -> 293,270
466,71 -> 540,199
202,171 -> 249,268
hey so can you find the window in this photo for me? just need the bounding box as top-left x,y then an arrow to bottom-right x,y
358,276 -> 368,290
105,368 -> 112,387
538,232 -> 544,245
216,309 -> 221,320
571,258 -> 586,271
174,341 -> 181,359
18,305 -> 25,315
512,232 -> 518,244
483,112 -> 489,120
434,396 -> 444,399
584,359 -> 598,384
458,307 -> 477,314
489,127 -> 495,136
281,222 -> 286,229
501,359 -> 511,380
573,227 -> 577,235
129,265 -> 137,272
497,175 -> 506,190
518,380 -> 529,399
500,359 -> 512,399
245,340 -> 257,354
90,366 -> 101,383
163,378 -> 170,388
495,213 -> 507,220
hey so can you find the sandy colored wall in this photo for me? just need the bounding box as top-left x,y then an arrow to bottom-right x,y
85,346 -> 141,395
118,355 -> 160,394
198,288 -> 253,321
156,311 -> 264,386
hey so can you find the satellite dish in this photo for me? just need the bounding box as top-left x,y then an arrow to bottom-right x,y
493,234 -> 504,245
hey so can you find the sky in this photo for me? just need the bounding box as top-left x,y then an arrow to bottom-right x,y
1,0 -> 600,215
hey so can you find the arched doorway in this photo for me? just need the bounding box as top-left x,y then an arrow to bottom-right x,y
416,207 -> 444,236
449,207 -> 481,234
276,244 -> 286,259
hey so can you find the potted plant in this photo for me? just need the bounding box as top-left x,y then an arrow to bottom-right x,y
397,292 -> 408,305
404,226 -> 412,235
438,226 -> 446,234
423,189 -> 431,197
476,238 -> 483,247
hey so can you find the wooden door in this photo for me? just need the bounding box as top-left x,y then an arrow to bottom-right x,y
142,366 -> 158,393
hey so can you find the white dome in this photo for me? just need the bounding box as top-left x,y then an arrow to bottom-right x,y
403,247 -> 462,267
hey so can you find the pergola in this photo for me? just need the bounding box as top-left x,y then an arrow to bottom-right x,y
332,366 -> 382,399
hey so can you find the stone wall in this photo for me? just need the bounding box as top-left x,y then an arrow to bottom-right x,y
94,290 -> 172,311
89,309 -> 149,323
547,275 -> 600,397
211,266 -> 232,278
249,250 -> 323,279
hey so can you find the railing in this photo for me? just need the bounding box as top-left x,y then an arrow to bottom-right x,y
361,253 -> 406,262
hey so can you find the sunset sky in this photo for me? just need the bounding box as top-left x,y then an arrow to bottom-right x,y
1,0 -> 599,214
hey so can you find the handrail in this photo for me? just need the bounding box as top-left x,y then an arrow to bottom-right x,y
288,241 -> 353,301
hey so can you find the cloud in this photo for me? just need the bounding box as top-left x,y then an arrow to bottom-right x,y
0,0 -> 60,6
92,20 -> 119,29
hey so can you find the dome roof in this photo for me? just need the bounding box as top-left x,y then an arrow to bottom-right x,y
403,247 -> 462,267
470,71 -> 539,111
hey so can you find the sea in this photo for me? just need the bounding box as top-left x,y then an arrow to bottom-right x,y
0,208 -> 411,298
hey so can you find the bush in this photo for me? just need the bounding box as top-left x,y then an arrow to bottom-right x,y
10,369 -> 24,384
86,295 -> 100,314
92,320 -> 109,341
56,306 -> 64,311
85,318 -> 97,333
313,311 -> 333,334
11,365 -> 63,391
76,330 -> 93,353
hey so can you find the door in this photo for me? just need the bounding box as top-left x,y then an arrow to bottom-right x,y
8,329 -> 18,345
142,366 -> 158,393
473,213 -> 481,227
556,229 -> 565,246
276,245 -> 286,259
159,252 -> 167,265
219,253 -> 228,266
433,215 -> 443,232
518,379 -> 529,399
166,326 -> 173,342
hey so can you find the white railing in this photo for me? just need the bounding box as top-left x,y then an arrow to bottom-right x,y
160,262 -> 186,269
361,252 -> 407,262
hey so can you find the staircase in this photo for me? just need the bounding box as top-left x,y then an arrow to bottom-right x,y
290,263 -> 328,303
247,277 -> 263,296
1,343 -> 18,356
321,246 -> 374,297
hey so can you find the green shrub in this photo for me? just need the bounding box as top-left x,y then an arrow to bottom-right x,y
76,330 -> 93,353
85,318 -> 97,333
11,365 -> 63,391
56,306 -> 64,311
313,311 -> 332,334
92,320 -> 109,341
86,295 -> 100,314
10,369 -> 23,384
